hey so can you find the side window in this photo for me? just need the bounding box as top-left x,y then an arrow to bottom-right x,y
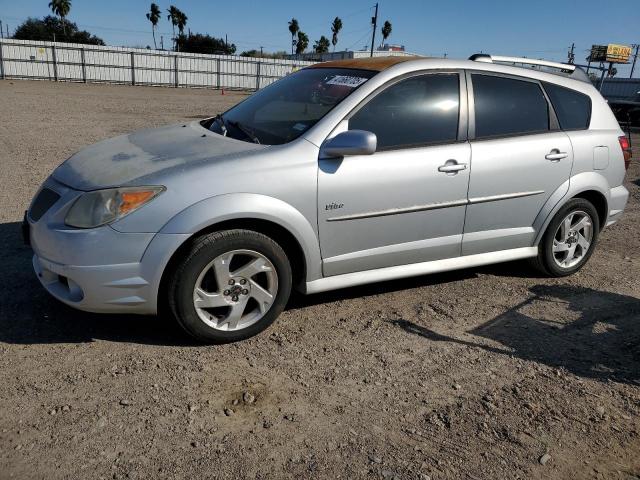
349,74 -> 459,150
472,74 -> 550,139
543,82 -> 591,130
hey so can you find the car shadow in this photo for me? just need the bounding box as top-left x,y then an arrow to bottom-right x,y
5,216 -> 639,378
390,284 -> 640,386
1,219 -> 481,345
287,268 -> 477,309
0,221 -> 194,346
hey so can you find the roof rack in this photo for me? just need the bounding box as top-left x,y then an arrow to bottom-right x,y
468,53 -> 590,83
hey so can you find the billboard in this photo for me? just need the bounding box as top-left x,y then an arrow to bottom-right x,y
590,44 -> 632,63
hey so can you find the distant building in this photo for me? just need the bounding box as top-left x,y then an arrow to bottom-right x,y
378,44 -> 405,52
287,46 -> 418,63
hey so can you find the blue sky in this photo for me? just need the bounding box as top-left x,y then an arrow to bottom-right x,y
1,0 -> 638,75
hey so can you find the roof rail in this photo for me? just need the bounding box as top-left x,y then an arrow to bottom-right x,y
469,53 -> 575,72
468,53 -> 591,83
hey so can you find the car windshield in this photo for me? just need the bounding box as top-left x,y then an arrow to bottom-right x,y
206,68 -> 377,145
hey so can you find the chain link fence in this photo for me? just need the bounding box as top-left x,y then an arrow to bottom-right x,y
0,39 -> 315,90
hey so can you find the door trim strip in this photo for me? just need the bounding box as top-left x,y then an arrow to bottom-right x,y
468,190 -> 545,205
326,190 -> 544,222
326,199 -> 468,222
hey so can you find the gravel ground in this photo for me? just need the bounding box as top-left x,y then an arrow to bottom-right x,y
1,80 -> 639,480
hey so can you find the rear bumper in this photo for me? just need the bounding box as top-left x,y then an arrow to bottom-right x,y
605,184 -> 629,227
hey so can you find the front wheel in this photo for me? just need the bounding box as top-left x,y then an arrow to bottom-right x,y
167,229 -> 292,343
532,198 -> 600,277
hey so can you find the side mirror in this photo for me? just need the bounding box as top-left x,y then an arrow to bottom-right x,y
321,130 -> 377,158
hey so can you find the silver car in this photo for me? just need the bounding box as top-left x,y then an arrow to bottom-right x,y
25,54 -> 631,343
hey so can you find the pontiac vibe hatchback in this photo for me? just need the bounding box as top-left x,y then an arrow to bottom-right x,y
25,55 -> 631,343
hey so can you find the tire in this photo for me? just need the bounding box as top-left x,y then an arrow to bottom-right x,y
167,229 -> 292,343
531,198 -> 600,277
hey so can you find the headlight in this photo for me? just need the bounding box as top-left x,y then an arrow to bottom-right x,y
65,186 -> 165,228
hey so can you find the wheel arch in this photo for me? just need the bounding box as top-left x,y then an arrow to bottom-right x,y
154,193 -> 322,312
571,190 -> 608,231
159,217 -> 309,305
533,172 -> 610,245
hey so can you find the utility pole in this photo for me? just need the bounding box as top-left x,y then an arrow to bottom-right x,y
260,46 -> 264,58
370,3 -> 378,58
630,44 -> 639,78
160,36 -> 164,50
0,20 -> 3,39
567,42 -> 575,64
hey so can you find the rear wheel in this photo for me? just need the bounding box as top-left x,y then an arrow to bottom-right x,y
532,198 -> 600,277
167,229 -> 292,343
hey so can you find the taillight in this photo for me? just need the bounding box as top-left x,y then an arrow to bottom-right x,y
619,135 -> 632,170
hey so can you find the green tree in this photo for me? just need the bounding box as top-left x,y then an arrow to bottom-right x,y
288,18 -> 299,55
14,16 -> 104,45
331,17 -> 342,51
295,31 -> 309,55
48,0 -> 71,39
381,20 -> 392,46
240,49 -> 288,59
146,3 -> 161,49
175,33 -> 236,55
314,35 -> 330,54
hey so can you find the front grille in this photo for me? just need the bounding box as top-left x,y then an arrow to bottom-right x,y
29,188 -> 61,222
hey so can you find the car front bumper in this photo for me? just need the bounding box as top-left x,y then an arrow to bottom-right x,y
26,178 -> 189,314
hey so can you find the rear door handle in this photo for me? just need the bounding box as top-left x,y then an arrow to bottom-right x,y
545,150 -> 568,162
438,161 -> 467,173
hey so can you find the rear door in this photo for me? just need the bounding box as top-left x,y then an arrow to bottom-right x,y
462,72 -> 573,255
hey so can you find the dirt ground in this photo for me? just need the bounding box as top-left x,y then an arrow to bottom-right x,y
0,80 -> 639,480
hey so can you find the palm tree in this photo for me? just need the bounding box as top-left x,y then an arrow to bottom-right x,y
176,10 -> 188,35
314,35 -> 330,54
295,31 -> 309,55
381,20 -> 392,47
288,18 -> 299,55
167,5 -> 180,50
48,0 -> 71,39
146,3 -> 161,49
331,17 -> 342,52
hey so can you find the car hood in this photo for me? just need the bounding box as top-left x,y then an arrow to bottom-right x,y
52,121 -> 266,190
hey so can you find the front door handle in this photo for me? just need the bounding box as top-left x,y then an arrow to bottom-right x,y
545,150 -> 568,162
438,161 -> 467,174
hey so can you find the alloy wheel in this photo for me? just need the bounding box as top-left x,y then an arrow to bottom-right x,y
552,210 -> 593,269
192,249 -> 278,331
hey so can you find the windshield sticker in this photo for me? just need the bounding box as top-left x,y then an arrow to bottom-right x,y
326,75 -> 369,88
292,123 -> 308,131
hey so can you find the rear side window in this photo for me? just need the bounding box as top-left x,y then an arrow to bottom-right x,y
543,83 -> 591,130
349,73 -> 459,150
472,74 -> 549,139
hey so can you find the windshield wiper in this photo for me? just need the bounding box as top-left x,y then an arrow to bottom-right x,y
227,120 -> 261,144
212,114 -> 227,136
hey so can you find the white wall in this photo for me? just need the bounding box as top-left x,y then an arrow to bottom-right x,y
0,38 -> 316,90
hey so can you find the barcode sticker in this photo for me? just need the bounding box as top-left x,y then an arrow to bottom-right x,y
325,76 -> 369,87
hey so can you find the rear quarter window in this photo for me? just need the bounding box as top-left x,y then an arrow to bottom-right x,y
543,83 -> 591,130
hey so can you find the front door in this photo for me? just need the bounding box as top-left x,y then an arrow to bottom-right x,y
317,72 -> 471,277
462,72 -> 574,255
